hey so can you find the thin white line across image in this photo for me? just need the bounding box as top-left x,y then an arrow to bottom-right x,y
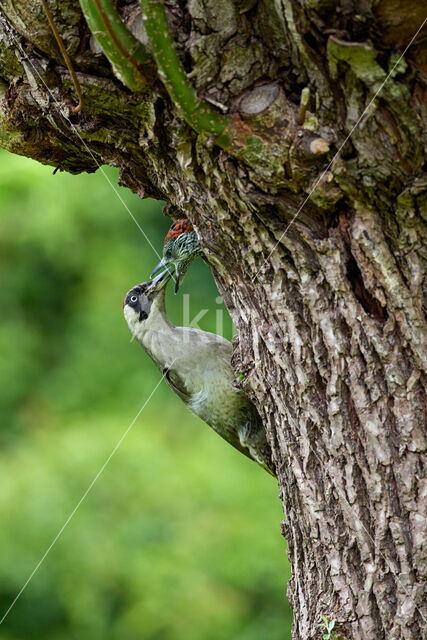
253,17 -> 427,282
0,365 -> 174,625
5,22 -> 164,266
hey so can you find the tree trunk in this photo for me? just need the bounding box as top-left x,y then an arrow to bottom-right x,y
0,1 -> 425,638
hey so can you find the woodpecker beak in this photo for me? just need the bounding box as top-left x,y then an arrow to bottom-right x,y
174,267 -> 181,294
150,259 -> 168,279
148,267 -> 172,292
151,259 -> 177,291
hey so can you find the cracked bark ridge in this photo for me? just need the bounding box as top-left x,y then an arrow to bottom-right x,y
0,1 -> 426,638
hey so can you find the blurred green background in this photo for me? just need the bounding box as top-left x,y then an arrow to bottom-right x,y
0,149 -> 292,640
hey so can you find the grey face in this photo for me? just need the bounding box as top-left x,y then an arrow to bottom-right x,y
124,284 -> 153,322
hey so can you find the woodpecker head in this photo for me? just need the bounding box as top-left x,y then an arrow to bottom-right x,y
151,218 -> 202,293
123,276 -> 168,341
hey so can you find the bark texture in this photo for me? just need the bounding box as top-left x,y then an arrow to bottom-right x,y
0,1 -> 426,638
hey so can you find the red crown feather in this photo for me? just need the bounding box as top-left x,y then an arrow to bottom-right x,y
164,219 -> 193,245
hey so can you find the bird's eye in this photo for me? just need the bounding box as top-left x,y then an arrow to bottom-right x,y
130,295 -> 138,304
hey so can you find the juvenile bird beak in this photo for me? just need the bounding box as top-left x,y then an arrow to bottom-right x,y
148,267 -> 172,292
174,268 -> 181,294
150,259 -> 167,279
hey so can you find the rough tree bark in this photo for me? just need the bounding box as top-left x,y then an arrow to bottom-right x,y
0,1 -> 425,638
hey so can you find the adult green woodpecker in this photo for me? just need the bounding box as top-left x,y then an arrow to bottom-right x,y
123,276 -> 275,476
151,219 -> 203,293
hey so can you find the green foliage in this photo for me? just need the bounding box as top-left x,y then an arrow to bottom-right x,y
140,0 -> 231,139
77,1 -> 281,178
0,150 -> 292,639
79,0 -> 151,91
321,616 -> 339,640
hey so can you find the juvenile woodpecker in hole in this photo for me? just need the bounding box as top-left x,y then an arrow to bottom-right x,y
151,219 -> 203,293
123,277 -> 275,476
